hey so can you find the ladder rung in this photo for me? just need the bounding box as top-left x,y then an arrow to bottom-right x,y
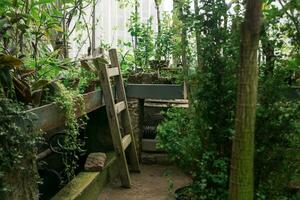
107,67 -> 119,77
115,101 -> 126,113
122,134 -> 132,150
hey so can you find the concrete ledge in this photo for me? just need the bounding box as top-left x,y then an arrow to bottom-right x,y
52,152 -> 119,200
126,84 -> 184,99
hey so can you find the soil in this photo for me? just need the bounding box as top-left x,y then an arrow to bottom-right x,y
98,164 -> 191,200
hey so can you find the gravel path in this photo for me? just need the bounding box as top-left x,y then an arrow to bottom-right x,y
98,164 -> 191,200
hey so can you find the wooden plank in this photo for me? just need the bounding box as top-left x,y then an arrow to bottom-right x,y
109,49 -> 141,173
95,57 -> 132,188
27,90 -> 104,132
126,84 -> 184,99
146,99 -> 189,103
115,101 -> 126,114
122,134 -> 132,150
107,67 -> 119,77
25,84 -> 185,133
79,55 -> 104,62
52,152 -> 118,200
144,103 -> 189,108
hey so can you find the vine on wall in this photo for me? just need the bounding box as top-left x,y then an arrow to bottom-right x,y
0,99 -> 42,199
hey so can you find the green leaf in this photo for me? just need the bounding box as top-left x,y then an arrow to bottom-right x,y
31,79 -> 50,91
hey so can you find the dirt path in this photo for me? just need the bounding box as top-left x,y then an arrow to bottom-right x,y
98,164 -> 191,200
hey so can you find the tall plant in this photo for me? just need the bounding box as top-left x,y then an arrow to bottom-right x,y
229,1 -> 263,199
128,12 -> 155,69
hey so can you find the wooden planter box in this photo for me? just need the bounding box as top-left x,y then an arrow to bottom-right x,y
28,84 -> 185,133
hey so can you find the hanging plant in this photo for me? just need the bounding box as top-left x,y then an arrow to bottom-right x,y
52,83 -> 86,180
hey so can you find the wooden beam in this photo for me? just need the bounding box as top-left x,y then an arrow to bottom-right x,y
122,134 -> 132,150
107,67 -> 119,77
28,90 -> 104,132
25,84 -> 298,135
115,101 -> 126,114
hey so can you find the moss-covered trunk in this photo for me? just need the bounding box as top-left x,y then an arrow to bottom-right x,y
1,159 -> 39,200
229,1 -> 263,199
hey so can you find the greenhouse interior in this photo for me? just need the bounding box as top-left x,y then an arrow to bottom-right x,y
0,0 -> 300,199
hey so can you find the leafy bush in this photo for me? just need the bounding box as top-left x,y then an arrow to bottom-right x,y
128,13 -> 154,69
0,99 -> 42,196
254,65 -> 300,199
157,108 -> 229,199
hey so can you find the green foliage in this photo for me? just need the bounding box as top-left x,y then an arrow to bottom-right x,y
157,108 -> 200,171
52,83 -> 86,180
157,108 -> 229,199
254,65 -> 300,198
118,40 -> 136,74
128,12 -> 155,68
156,12 -> 175,61
0,99 -> 42,194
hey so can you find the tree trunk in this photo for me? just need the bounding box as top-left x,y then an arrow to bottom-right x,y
172,0 -> 181,67
178,4 -> 189,99
261,25 -> 275,77
229,1 -> 263,200
193,0 -> 203,70
62,1 -> 68,58
154,0 -> 162,60
1,159 -> 39,200
91,0 -> 96,55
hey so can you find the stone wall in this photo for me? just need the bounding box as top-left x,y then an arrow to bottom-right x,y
127,99 -> 143,160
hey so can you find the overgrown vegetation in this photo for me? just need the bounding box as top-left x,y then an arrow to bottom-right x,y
0,99 -> 42,199
0,0 -> 300,199
157,0 -> 300,199
52,83 -> 86,181
0,0 -> 94,195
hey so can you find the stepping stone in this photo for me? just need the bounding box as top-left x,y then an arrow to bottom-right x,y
84,152 -> 107,172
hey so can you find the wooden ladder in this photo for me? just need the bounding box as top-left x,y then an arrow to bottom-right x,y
94,49 -> 140,188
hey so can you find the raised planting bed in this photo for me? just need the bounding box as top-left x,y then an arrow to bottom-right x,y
52,152 -> 118,200
27,90 -> 104,132
19,84 -> 185,200
28,84 -> 185,132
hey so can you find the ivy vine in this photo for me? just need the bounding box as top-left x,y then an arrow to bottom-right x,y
0,99 -> 42,196
53,83 -> 86,180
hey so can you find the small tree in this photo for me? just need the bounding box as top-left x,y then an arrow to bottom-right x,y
229,1 -> 263,199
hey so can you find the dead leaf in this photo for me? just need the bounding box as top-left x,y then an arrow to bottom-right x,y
17,69 -> 36,78
0,55 -> 23,69
13,77 -> 32,103
31,79 -> 50,91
